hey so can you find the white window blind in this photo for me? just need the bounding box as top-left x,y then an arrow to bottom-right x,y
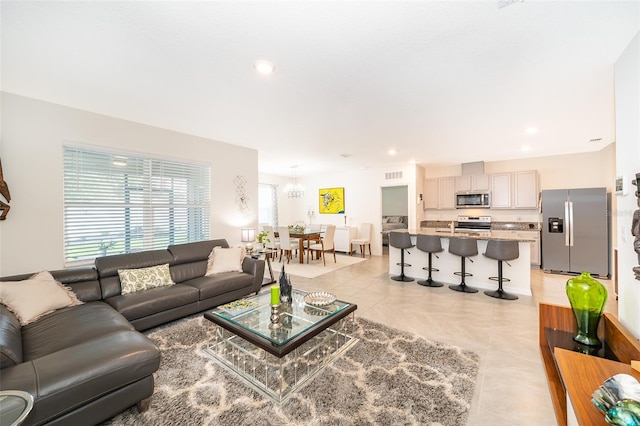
63,146 -> 210,265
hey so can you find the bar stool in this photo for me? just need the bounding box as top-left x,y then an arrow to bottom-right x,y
389,231 -> 414,282
416,234 -> 444,287
448,237 -> 478,293
483,239 -> 519,300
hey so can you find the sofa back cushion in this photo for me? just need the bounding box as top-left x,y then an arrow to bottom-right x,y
0,304 -> 22,369
0,267 -> 101,303
96,250 -> 174,299
168,239 -> 229,283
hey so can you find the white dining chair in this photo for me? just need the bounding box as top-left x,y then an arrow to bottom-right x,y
264,228 -> 280,260
351,223 -> 373,257
277,226 -> 299,263
307,225 -> 336,265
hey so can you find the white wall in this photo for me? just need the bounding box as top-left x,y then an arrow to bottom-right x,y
0,93 -> 259,276
261,164 -> 418,256
614,32 -> 640,338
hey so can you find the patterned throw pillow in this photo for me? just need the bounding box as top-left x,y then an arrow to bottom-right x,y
117,263 -> 175,295
0,270 -> 84,325
205,246 -> 246,275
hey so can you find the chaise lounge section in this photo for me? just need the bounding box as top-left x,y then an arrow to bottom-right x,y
0,238 -> 265,425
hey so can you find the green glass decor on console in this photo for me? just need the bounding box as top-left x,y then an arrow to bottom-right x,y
566,272 -> 608,346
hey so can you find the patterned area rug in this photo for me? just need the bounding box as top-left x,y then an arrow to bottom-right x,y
104,315 -> 480,425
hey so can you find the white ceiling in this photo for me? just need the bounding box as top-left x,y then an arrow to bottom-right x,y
2,1 -> 639,177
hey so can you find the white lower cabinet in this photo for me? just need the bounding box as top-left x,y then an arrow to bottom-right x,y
334,226 -> 357,253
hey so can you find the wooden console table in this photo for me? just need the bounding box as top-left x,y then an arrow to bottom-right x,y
539,303 -> 640,425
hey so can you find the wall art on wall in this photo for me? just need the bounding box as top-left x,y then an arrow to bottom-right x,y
234,175 -> 249,215
319,187 -> 345,214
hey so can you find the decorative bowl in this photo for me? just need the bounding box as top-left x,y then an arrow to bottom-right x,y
304,291 -> 337,306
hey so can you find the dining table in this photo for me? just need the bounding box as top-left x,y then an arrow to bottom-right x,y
287,230 -> 322,263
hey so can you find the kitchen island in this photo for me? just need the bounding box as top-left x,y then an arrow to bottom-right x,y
388,229 -> 534,296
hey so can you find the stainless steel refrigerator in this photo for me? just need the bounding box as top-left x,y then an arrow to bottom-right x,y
541,188 -> 610,277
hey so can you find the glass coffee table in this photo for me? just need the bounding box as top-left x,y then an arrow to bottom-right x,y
204,289 -> 358,403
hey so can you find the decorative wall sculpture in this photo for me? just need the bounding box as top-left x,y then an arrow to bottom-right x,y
234,175 -> 249,215
0,159 -> 10,220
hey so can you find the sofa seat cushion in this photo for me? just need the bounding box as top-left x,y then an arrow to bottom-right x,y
0,330 -> 160,425
21,302 -> 134,361
182,272 -> 254,300
105,284 -> 199,321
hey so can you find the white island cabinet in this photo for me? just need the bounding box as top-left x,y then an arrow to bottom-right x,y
388,230 -> 533,296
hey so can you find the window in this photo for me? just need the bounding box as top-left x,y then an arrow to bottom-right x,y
258,183 -> 278,227
63,145 -> 210,265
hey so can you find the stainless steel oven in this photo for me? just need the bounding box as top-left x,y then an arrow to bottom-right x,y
456,191 -> 491,209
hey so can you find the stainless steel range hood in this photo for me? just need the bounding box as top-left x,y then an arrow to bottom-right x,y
461,161 -> 485,175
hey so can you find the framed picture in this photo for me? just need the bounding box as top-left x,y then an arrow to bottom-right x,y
319,187 -> 345,214
615,176 -> 627,196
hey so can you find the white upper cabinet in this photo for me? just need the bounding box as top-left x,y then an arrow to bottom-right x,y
491,173 -> 512,208
455,174 -> 490,192
439,177 -> 456,209
514,170 -> 539,209
424,178 -> 439,209
425,171 -> 536,210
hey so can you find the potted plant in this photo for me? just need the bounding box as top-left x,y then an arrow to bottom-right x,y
257,231 -> 270,248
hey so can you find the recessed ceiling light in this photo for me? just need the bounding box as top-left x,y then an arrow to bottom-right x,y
253,60 -> 276,75
525,127 -> 538,135
388,149 -> 397,155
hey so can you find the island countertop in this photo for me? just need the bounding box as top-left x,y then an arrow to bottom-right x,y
401,228 -> 538,243
388,231 -> 533,295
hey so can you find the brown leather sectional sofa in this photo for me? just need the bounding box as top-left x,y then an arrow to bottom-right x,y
0,238 -> 265,425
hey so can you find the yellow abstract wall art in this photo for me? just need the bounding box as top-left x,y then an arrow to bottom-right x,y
319,187 -> 345,214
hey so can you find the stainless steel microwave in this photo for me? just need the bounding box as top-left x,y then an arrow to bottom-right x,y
456,191 -> 491,209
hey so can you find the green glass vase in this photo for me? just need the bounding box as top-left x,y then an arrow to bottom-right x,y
566,272 -> 608,347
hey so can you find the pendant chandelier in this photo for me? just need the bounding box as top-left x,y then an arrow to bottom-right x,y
285,166 -> 304,199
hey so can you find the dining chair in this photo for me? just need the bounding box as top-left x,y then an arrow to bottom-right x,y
350,223 -> 372,257
265,228 -> 279,260
303,224 -> 323,251
307,225 -> 336,265
277,226 -> 299,263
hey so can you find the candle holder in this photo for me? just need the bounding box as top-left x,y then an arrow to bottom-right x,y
269,304 -> 282,329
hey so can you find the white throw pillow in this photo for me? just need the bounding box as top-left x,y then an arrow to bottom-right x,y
0,271 -> 84,326
206,246 -> 245,275
117,263 -> 174,295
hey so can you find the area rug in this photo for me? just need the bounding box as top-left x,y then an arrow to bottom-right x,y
103,315 -> 480,425
267,254 -> 366,279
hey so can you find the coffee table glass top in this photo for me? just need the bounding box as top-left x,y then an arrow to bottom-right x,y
211,289 -> 352,346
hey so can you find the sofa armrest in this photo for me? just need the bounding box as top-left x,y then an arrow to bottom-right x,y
242,257 -> 265,293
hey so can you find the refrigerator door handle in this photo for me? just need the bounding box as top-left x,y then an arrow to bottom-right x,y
568,201 -> 574,247
564,201 -> 570,246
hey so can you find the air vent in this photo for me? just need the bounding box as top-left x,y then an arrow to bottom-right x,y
385,171 -> 403,180
589,138 -> 603,143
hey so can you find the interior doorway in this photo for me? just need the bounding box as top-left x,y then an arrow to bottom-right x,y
381,185 -> 409,249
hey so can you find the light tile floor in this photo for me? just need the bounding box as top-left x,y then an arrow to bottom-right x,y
282,252 -> 617,426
